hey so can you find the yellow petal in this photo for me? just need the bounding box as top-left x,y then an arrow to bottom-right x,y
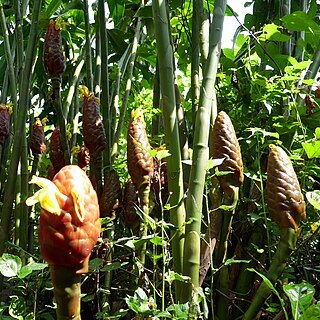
26,176 -> 67,215
71,188 -> 85,223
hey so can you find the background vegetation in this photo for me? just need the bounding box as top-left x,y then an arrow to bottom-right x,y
0,0 -> 319,319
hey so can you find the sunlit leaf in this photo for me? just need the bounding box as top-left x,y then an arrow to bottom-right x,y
306,190 -> 320,210
283,282 -> 315,320
0,254 -> 22,278
302,141 -> 320,159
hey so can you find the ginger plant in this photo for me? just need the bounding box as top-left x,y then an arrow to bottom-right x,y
243,145 -> 306,320
27,165 -> 101,320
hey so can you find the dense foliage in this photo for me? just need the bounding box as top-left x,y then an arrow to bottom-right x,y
0,0 -> 319,319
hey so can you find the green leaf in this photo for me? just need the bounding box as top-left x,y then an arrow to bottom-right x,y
45,0 -> 62,18
0,254 -> 22,278
89,258 -> 103,272
282,11 -> 320,33
224,258 -> 250,266
164,270 -> 190,284
9,296 -> 25,319
302,141 -> 320,159
306,191 -> 320,210
283,282 -> 315,320
247,268 -> 289,320
18,261 -> 47,279
315,128 -> 320,140
260,24 -> 292,42
125,235 -> 159,250
101,262 -> 122,272
166,303 -> 189,319
303,303 -> 320,319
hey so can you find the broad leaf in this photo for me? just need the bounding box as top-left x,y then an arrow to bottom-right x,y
0,254 -> 22,278
283,282 -> 315,320
306,190 -> 320,210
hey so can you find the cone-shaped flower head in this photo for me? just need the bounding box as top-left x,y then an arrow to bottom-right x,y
80,86 -> 106,155
30,118 -> 47,155
0,103 -> 12,145
212,111 -> 243,194
49,127 -> 65,172
123,179 -> 139,228
44,19 -> 66,77
100,170 -> 122,218
127,108 -> 154,189
266,145 -> 306,230
26,165 -> 101,273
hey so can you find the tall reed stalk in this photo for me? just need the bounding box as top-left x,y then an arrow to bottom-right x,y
152,0 -> 186,301
182,0 -> 227,303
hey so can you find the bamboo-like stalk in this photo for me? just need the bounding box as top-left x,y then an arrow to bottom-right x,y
94,11 -> 101,98
98,0 -> 110,173
19,134 -> 29,251
280,0 -> 291,56
242,228 -> 297,320
83,0 -> 93,91
52,78 -> 71,165
112,19 -> 141,160
0,4 -> 18,122
0,0 -> 42,255
63,54 -> 85,119
191,0 -> 202,127
182,0 -> 227,303
215,189 -> 239,320
152,0 -> 186,300
152,65 -> 160,137
199,181 -> 222,286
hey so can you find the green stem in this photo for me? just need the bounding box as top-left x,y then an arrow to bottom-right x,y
0,0 -> 42,255
83,0 -> 93,91
94,11 -> 101,98
27,153 -> 40,254
63,54 -> 85,119
0,4 -> 18,121
19,134 -> 28,251
191,0 -> 202,127
152,0 -> 186,301
182,0 -> 227,303
138,182 -> 151,265
50,265 -> 81,320
242,227 -> 298,320
52,77 -> 70,165
98,0 -> 110,173
112,19 -> 141,161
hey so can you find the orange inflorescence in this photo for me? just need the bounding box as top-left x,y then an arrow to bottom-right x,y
265,145 -> 306,230
212,111 -> 243,194
44,19 -> 66,77
127,108 -> 154,189
27,165 -> 101,273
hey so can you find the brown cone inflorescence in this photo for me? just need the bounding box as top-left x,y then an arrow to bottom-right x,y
50,127 -> 66,172
0,103 -> 12,145
100,170 -> 122,218
127,108 -> 154,189
80,86 -> 106,156
30,118 -> 47,155
212,111 -> 243,194
265,144 -> 306,230
44,19 -> 66,77
123,179 -> 139,228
